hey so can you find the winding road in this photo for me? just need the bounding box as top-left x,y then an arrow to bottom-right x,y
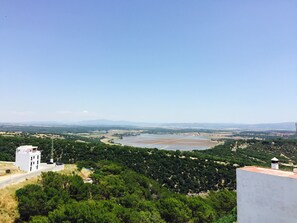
0,163 -> 64,189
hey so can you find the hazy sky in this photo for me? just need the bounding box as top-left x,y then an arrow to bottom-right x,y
0,1 -> 296,123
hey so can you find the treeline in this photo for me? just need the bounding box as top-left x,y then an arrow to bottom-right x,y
5,136 -> 297,194
233,130 -> 296,139
200,138 -> 297,165
0,135 -> 237,193
0,124 -> 224,135
0,125 -> 135,134
143,128 -> 222,134
16,161 -> 236,223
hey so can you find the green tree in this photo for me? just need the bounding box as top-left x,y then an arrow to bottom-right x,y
158,197 -> 191,223
16,184 -> 48,221
29,215 -> 49,223
187,197 -> 217,223
48,200 -> 122,223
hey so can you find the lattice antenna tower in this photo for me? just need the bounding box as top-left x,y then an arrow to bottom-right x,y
50,138 -> 54,163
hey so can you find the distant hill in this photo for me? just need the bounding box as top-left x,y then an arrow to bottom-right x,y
159,122 -> 296,131
1,120 -> 296,131
76,120 -> 296,131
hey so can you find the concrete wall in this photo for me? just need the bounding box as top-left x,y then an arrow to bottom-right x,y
15,152 -> 30,172
29,152 -> 41,171
237,169 -> 297,223
15,151 -> 41,172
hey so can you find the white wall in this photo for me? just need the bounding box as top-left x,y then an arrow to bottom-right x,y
15,151 -> 41,172
15,152 -> 30,172
31,152 -> 41,171
237,169 -> 297,223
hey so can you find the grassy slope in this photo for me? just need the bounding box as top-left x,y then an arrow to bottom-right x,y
0,165 -> 76,223
0,177 -> 38,223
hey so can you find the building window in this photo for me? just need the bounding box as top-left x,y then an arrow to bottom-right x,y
30,167 -> 32,171
36,165 -> 38,170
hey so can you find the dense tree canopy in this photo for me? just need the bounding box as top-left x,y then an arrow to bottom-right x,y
3,131 -> 296,222
16,162 -> 236,223
2,135 -> 297,194
0,135 -> 238,193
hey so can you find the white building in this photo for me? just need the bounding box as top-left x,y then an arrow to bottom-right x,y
237,165 -> 297,223
15,145 -> 41,172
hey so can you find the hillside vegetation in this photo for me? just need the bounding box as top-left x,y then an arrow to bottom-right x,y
16,161 -> 236,223
0,135 -> 237,194
0,177 -> 39,223
200,138 -> 297,166
1,134 -> 297,222
1,136 -> 297,194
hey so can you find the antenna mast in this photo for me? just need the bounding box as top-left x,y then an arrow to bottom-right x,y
50,138 -> 54,163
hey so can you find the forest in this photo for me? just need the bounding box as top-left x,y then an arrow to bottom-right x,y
0,135 -> 238,194
1,135 -> 297,194
16,161 -> 236,223
1,132 -> 297,222
199,138 -> 297,165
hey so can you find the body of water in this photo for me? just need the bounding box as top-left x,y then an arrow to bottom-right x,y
114,133 -> 213,151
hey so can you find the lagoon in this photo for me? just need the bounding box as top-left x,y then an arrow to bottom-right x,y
114,133 -> 217,151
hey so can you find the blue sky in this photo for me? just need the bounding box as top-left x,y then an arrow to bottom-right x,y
0,1 -> 296,123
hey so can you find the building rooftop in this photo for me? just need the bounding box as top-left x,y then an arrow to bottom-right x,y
271,157 -> 279,161
16,145 -> 39,153
239,166 -> 297,179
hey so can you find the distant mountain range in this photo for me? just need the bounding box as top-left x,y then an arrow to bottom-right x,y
159,122 -> 296,131
77,120 -> 296,131
1,120 -> 295,131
